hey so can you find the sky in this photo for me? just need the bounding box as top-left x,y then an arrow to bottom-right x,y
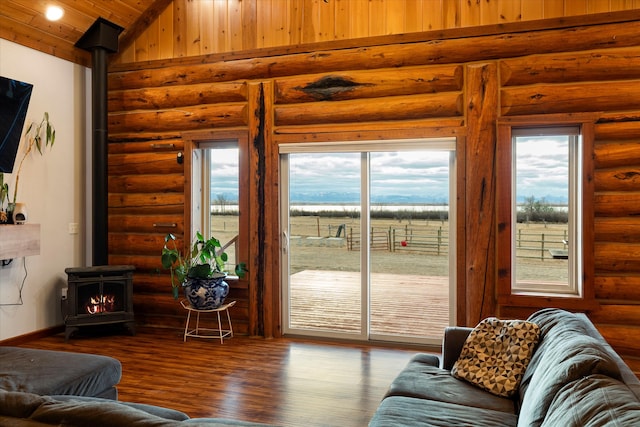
209,140 -> 569,205
210,148 -> 240,202
516,136 -> 569,204
287,151 -> 451,204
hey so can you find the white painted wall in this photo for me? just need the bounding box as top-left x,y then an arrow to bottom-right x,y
0,40 -> 91,340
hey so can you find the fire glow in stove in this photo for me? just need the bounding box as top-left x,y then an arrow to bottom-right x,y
63,265 -> 135,341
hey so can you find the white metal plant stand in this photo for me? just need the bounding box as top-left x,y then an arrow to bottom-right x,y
180,299 -> 236,343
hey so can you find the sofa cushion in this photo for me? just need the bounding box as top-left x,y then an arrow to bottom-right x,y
0,390 -> 47,419
540,375 -> 640,427
31,398 -> 185,426
519,308 -> 592,403
386,361 -> 516,414
516,334 -> 622,427
0,391 -> 273,426
451,317 -> 540,397
0,347 -> 121,398
51,395 -> 190,421
184,420 -> 275,426
369,395 -> 518,427
1,391 -> 181,426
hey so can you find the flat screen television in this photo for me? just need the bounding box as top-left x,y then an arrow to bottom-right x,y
0,76 -> 34,173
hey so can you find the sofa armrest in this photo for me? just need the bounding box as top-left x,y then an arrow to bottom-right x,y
441,326 -> 473,370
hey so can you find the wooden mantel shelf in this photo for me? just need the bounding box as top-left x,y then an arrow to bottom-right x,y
0,224 -> 40,260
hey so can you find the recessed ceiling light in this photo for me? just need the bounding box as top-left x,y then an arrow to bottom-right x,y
45,5 -> 64,21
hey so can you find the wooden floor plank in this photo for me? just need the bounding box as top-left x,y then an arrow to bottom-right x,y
16,328 -> 435,426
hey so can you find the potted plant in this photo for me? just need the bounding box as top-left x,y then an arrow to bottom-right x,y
0,113 -> 54,224
161,231 -> 246,309
11,112 -> 55,205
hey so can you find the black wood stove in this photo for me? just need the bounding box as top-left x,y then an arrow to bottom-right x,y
63,265 -> 135,341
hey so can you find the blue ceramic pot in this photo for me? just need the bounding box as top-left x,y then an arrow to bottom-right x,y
182,274 -> 229,310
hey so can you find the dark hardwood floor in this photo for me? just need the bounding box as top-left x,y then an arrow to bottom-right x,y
16,326 -> 438,426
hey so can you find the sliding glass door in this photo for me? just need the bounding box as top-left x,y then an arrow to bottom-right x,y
284,152 -> 363,335
280,139 -> 455,344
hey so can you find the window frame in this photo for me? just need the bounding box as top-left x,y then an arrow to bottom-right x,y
496,114 -> 597,310
182,130 -> 250,283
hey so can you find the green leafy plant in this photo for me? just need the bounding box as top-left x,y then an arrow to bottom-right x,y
161,231 -> 247,299
11,112 -> 56,203
0,173 -> 8,223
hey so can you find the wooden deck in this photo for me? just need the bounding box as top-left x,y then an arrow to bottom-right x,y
289,270 -> 450,338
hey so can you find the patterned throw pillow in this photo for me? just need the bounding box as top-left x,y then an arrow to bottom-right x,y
451,317 -> 540,397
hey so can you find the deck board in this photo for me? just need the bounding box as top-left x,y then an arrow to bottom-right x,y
289,270 -> 450,338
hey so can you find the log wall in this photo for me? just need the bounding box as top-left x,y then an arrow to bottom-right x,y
107,12 -> 640,373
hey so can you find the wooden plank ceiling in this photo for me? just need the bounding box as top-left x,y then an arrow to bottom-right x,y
0,0 -> 172,67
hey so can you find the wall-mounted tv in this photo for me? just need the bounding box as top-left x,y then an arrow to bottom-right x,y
0,76 -> 34,173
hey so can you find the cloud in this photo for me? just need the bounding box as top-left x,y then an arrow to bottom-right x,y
289,151 -> 451,203
516,136 -> 569,202
207,140 -> 569,206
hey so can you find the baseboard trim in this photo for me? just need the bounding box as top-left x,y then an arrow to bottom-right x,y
0,325 -> 65,345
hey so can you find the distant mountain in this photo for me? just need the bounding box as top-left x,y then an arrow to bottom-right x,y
211,189 -> 566,207
289,191 -> 449,204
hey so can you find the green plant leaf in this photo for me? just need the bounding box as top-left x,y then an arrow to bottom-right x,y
160,250 -> 178,269
235,263 -> 247,278
188,264 -> 211,278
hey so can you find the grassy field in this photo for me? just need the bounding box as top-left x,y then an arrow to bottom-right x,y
211,214 -> 569,282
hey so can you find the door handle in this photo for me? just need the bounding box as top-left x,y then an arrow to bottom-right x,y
282,230 -> 289,254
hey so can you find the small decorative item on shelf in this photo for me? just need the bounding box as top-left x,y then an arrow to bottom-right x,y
160,231 -> 247,310
13,202 -> 27,224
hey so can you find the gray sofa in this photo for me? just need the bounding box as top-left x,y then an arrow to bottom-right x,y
0,346 -> 270,426
369,308 -> 640,426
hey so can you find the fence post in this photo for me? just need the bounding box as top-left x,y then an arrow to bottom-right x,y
371,226 -> 374,247
391,227 -> 395,252
541,233 -> 545,260
437,227 -> 442,255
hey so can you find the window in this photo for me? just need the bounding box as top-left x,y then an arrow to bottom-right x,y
201,144 -> 241,269
186,132 -> 249,279
497,115 -> 596,308
512,128 -> 579,294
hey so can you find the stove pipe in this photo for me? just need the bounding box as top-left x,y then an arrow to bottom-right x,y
75,18 -> 124,266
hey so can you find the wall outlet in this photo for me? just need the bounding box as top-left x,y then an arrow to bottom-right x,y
61,287 -> 68,299
68,223 -> 79,235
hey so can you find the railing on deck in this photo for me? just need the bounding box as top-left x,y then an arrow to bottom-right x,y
515,229 -> 568,260
217,234 -> 240,270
